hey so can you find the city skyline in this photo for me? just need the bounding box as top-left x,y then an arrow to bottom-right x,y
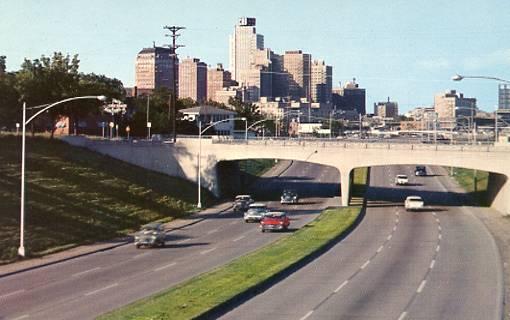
2,0 -> 510,112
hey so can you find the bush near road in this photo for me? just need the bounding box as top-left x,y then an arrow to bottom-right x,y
0,134 -> 214,264
99,168 -> 367,320
448,167 -> 489,206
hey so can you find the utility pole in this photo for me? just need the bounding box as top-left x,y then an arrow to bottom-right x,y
164,25 -> 185,143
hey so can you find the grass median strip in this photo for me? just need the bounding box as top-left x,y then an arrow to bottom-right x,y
98,206 -> 361,320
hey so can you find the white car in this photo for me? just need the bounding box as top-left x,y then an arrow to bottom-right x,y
395,175 -> 409,185
244,203 -> 268,222
405,196 -> 424,211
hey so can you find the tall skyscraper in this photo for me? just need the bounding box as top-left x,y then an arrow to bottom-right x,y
374,97 -> 399,119
284,50 -> 311,100
499,84 -> 510,110
310,60 -> 332,103
434,90 -> 476,119
178,58 -> 207,102
207,63 -> 233,102
229,17 -> 264,85
243,48 -> 273,101
271,52 -> 289,98
135,45 -> 177,96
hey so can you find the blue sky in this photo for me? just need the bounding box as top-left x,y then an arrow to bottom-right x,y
2,0 -> 509,112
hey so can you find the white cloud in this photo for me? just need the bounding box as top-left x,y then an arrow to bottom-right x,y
462,48 -> 510,70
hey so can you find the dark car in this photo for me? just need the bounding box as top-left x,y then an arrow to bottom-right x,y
233,194 -> 254,212
134,223 -> 166,248
260,211 -> 290,232
415,166 -> 427,176
280,189 -> 299,204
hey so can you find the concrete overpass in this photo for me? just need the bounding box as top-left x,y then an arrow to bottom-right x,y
63,136 -> 510,215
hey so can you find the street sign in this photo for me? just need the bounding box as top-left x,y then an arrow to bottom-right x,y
147,122 -> 152,128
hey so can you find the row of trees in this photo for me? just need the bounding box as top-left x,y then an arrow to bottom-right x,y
0,52 -> 264,138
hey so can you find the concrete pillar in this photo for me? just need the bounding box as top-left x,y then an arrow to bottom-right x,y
340,167 -> 352,207
487,172 -> 510,216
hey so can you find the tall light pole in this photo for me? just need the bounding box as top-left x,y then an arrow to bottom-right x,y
197,117 -> 246,208
18,95 -> 106,257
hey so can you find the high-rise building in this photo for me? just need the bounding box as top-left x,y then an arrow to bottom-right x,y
499,84 -> 510,110
271,53 -> 289,98
243,48 -> 274,101
332,79 -> 366,114
284,50 -> 311,100
135,45 -> 177,96
178,58 -> 207,102
229,17 -> 264,85
374,97 -> 399,119
207,63 -> 233,102
434,90 -> 476,119
310,60 -> 332,103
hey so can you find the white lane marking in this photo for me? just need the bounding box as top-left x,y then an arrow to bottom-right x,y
0,289 -> 25,299
72,267 -> 101,277
396,211 -> 400,216
377,245 -> 384,253
432,212 -> 437,216
154,262 -> 177,272
435,218 -> 440,223
430,259 -> 436,269
438,234 -> 442,240
387,234 -> 393,240
84,283 -> 118,296
396,218 -> 399,223
334,280 -> 349,293
417,280 -> 427,293
207,228 -> 219,235
360,260 -> 370,269
393,226 -> 397,232
177,238 -> 191,244
232,235 -> 246,242
229,221 -> 237,225
200,247 -> 217,255
436,245 -> 440,252
398,311 -> 408,320
438,225 -> 442,231
133,252 -> 151,259
11,315 -> 29,320
299,310 -> 314,320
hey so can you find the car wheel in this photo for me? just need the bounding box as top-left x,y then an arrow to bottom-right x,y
261,229 -> 266,233
136,244 -> 141,249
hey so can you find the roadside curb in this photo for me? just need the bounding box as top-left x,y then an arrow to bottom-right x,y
195,204 -> 367,320
0,202 -> 232,279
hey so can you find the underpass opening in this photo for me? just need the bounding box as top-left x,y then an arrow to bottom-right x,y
216,159 -> 340,202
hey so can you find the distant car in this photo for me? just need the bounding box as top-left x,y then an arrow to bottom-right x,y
244,203 -> 269,222
415,166 -> 427,176
395,174 -> 409,185
134,223 -> 166,248
233,195 -> 254,212
260,211 -> 290,232
280,189 -> 299,204
405,196 -> 424,211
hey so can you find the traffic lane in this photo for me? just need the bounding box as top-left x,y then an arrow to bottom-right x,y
1,199 -> 324,320
11,208 -> 323,320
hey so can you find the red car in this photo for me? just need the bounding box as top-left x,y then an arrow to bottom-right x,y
260,211 -> 290,232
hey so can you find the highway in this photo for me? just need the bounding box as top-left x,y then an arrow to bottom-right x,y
220,165 -> 503,320
0,161 -> 339,320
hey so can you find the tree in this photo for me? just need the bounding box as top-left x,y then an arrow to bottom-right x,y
0,56 -> 6,74
0,71 -> 20,129
228,97 -> 262,123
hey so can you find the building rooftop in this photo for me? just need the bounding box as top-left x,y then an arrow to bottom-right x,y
138,46 -> 172,55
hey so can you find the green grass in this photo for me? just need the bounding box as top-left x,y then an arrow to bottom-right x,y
448,167 -> 489,206
238,159 -> 275,177
99,168 -> 368,320
0,134 -> 215,264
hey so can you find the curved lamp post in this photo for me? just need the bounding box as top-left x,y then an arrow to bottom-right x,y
452,74 -> 510,84
197,117 -> 246,209
18,95 -> 107,257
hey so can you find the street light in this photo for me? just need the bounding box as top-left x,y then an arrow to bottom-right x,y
452,74 -> 510,84
18,95 -> 106,257
197,117 -> 246,209
247,119 -> 271,139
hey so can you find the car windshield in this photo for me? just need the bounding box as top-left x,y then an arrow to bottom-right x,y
397,175 -> 407,179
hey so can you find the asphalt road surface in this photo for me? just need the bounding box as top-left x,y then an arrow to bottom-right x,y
0,161 -> 340,320
220,165 -> 503,320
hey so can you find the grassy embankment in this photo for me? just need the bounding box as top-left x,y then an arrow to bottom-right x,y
448,167 -> 489,206
99,167 -> 368,320
0,134 -> 214,264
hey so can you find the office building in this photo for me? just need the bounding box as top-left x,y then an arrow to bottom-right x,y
284,50 -> 311,100
499,84 -> 510,110
374,97 -> 399,119
434,90 -> 476,119
135,45 -> 177,96
229,17 -> 264,85
207,64 -> 234,102
310,60 -> 332,103
179,58 -> 207,102
271,53 -> 289,98
332,79 -> 366,114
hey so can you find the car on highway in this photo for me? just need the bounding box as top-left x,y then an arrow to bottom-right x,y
244,203 -> 269,222
280,189 -> 299,204
260,211 -> 290,232
134,223 -> 166,248
233,194 -> 254,212
415,166 -> 427,176
395,174 -> 409,185
405,196 -> 424,211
